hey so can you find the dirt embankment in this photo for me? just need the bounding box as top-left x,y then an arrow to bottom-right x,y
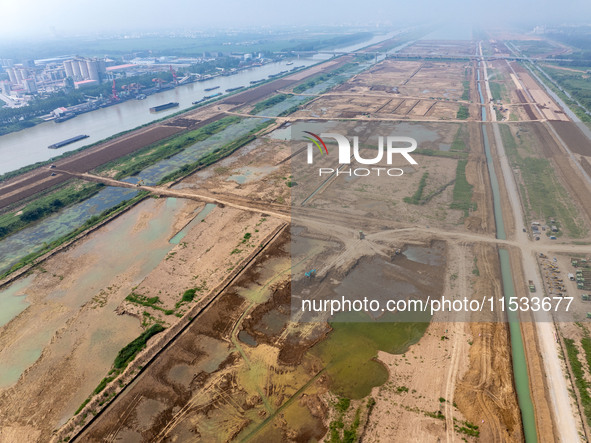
74,232 -> 331,442
510,247 -> 558,442
454,243 -> 523,442
465,121 -> 496,234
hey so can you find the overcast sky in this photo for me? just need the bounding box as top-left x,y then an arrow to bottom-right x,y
2,0 -> 590,39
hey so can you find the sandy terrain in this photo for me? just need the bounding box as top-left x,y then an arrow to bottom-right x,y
1,47 -> 560,443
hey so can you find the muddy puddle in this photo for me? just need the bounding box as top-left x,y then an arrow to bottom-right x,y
169,202 -> 216,244
0,274 -> 34,328
0,197 -> 188,389
226,165 -> 278,184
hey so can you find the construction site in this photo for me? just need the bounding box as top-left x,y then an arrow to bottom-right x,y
2,30 -> 591,443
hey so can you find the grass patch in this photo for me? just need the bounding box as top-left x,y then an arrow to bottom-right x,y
500,124 -> 586,237
95,116 -> 241,179
157,120 -> 273,185
461,80 -> 470,101
451,127 -> 468,152
456,105 -> 469,120
75,323 -> 165,416
114,324 -> 165,369
249,93 -> 291,115
0,181 -> 103,241
449,159 -> 476,217
489,82 -> 504,101
564,337 -> 591,426
292,63 -> 357,94
404,172 -> 429,205
0,191 -> 149,280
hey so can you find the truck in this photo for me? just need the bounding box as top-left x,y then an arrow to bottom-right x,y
528,280 -> 536,292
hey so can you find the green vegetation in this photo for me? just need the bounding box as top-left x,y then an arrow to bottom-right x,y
404,172 -> 429,205
489,82 -> 504,101
126,292 -> 161,309
335,398 -> 351,413
451,127 -> 468,152
328,399 -> 361,443
564,337 -> 591,426
157,120 -> 273,185
461,80 -> 470,101
415,149 -> 468,160
0,191 -> 149,280
74,323 -> 165,416
95,116 -> 241,179
292,63 -> 357,94
450,159 -> 476,217
74,398 -> 90,415
525,62 -> 591,123
93,376 -> 115,395
456,105 -> 469,120
175,281 -> 207,309
181,288 -> 197,302
500,124 -> 586,237
472,257 -> 480,276
454,420 -> 480,437
125,292 -> 174,316
249,93 -> 291,115
114,324 -> 165,369
0,181 -> 103,241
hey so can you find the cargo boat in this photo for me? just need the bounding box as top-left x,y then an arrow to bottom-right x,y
48,134 -> 89,149
149,102 -> 179,113
203,93 -> 222,100
204,86 -> 220,92
226,86 -> 244,92
55,113 -> 76,123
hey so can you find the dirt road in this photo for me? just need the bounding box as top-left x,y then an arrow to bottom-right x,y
487,63 -> 581,441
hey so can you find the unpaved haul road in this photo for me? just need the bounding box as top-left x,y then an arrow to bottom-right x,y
484,51 -> 582,442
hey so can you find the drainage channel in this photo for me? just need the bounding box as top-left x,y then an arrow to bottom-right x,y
477,63 -> 538,443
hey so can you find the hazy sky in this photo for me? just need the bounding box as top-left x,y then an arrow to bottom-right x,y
2,0 -> 590,39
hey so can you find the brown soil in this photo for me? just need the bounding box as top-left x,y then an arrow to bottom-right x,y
454,243 -> 523,442
551,121 -> 591,157
76,233 -> 330,442
509,246 -> 558,442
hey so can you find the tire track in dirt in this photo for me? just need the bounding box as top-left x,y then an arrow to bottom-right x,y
444,242 -> 467,442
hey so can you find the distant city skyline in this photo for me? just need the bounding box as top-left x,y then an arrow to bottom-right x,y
3,0 -> 591,39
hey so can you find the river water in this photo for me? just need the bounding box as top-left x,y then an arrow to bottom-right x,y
0,58 -> 373,275
0,31 -> 400,175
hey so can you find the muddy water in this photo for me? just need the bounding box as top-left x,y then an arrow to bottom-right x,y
169,202 -> 215,244
308,247 -> 437,399
0,198 -> 186,389
0,274 -> 34,328
226,165 -> 278,184
0,60 -> 376,277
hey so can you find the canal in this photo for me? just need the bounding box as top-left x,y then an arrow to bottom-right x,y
478,64 -> 537,443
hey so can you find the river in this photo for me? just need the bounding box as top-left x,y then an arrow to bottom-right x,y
0,31 -> 403,175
